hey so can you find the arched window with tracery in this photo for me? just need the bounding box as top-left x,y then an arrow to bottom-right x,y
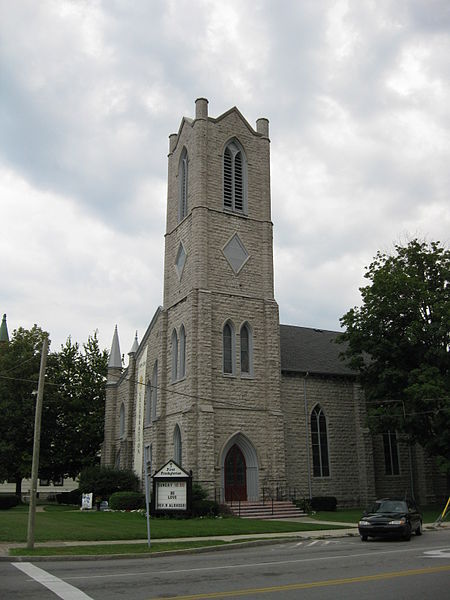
311,405 -> 330,477
223,139 -> 247,214
119,403 -> 125,438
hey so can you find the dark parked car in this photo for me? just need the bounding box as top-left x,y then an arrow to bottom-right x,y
358,498 -> 423,541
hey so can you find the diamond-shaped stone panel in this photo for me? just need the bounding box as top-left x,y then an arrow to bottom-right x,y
175,242 -> 186,279
223,234 -> 249,274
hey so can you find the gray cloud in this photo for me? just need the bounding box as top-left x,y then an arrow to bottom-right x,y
1,0 -> 449,353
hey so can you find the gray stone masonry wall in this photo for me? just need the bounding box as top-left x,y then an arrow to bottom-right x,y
372,433 -> 416,500
281,372 -> 370,508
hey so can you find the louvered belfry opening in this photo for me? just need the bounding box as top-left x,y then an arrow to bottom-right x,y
223,140 -> 245,213
224,146 -> 233,209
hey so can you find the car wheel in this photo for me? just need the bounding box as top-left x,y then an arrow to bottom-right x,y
415,521 -> 423,536
360,534 -> 368,542
402,525 -> 411,541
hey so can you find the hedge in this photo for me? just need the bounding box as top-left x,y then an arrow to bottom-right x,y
109,491 -> 145,511
56,489 -> 83,506
0,494 -> 20,510
311,496 -> 337,511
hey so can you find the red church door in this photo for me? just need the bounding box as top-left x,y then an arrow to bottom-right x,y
225,444 -> 247,501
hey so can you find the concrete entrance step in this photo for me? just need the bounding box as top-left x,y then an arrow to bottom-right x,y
226,500 -> 306,520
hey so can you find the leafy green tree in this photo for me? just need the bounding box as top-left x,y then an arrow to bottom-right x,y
42,333 -> 108,480
78,466 -> 139,499
0,325 -> 48,496
0,328 -> 108,496
339,239 -> 450,470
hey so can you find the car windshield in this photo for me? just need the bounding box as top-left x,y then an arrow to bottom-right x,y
369,500 -> 407,513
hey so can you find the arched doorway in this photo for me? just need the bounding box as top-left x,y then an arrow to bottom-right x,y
225,444 -> 247,501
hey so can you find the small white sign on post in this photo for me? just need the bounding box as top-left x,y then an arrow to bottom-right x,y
81,493 -> 93,510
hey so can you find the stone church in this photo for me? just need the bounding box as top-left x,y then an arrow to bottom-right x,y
102,99 -> 446,508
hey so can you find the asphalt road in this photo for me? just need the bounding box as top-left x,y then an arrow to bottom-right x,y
2,529 -> 450,599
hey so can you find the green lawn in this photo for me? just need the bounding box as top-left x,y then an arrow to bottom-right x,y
0,505 -> 345,543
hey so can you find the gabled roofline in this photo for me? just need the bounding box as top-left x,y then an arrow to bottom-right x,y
134,306 -> 163,359
169,105 -> 266,155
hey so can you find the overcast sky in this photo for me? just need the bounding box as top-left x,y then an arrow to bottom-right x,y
1,0 -> 449,359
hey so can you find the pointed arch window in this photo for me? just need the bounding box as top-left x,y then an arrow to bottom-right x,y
119,403 -> 125,438
171,329 -> 178,382
240,322 -> 253,376
311,405 -> 330,477
223,321 -> 236,375
145,379 -> 151,425
151,361 -> 158,421
114,449 -> 121,469
173,424 -> 182,465
178,148 -> 188,221
179,325 -> 186,379
223,140 -> 247,214
383,431 -> 400,475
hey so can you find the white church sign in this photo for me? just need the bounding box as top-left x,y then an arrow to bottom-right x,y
153,460 -> 192,513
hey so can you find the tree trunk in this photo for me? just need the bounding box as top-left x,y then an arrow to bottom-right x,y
15,476 -> 22,500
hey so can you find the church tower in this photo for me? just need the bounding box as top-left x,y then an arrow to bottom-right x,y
161,98 -> 286,500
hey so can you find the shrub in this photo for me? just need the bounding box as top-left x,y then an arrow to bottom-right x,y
192,482 -> 208,502
78,466 -> 140,499
311,496 -> 337,511
294,497 -> 312,513
218,503 -> 233,517
56,489 -> 82,506
191,499 -> 219,517
0,494 -> 20,510
109,491 -> 145,511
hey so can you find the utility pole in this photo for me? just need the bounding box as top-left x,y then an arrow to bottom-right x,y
27,335 -> 49,550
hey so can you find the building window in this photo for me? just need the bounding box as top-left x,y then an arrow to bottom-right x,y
311,405 -> 330,477
179,325 -> 186,379
240,322 -> 253,376
145,379 -> 151,425
53,476 -> 64,487
223,139 -> 247,214
174,424 -> 182,465
39,479 -> 50,486
171,329 -> 178,381
178,148 -> 188,221
119,403 -> 125,438
383,431 -> 400,475
223,321 -> 236,375
151,361 -> 158,421
114,449 -> 121,469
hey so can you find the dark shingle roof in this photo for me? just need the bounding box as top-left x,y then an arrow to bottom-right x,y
279,324 -> 356,376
